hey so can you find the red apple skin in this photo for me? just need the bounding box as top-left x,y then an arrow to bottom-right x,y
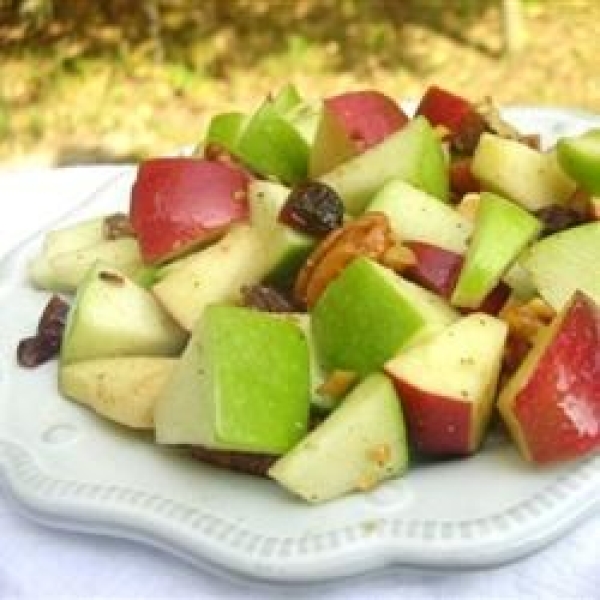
508,292 -> 600,464
475,282 -> 511,316
388,378 -> 472,455
130,158 -> 250,264
404,242 -> 463,298
325,91 -> 409,152
416,86 -> 475,136
404,242 -> 509,314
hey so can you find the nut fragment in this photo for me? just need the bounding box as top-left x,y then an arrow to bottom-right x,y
103,213 -> 136,240
294,212 -> 410,308
501,296 -> 556,343
500,296 -> 556,374
380,244 -> 416,272
316,370 -> 358,400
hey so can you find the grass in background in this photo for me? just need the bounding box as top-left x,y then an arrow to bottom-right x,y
0,0 -> 598,166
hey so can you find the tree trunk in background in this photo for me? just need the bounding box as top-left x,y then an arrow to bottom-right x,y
502,0 -> 528,55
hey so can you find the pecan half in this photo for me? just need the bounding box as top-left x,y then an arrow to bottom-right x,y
294,212 -> 414,308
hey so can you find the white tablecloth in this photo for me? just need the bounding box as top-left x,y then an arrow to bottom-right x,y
0,166 -> 598,600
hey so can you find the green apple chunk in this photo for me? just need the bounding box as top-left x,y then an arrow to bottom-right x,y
557,129 -> 600,194
152,224 -> 271,331
366,179 -> 473,254
520,222 -> 600,310
61,262 -> 187,365
236,100 -> 309,184
248,180 -> 315,285
204,111 -> 247,154
385,313 -> 507,455
502,262 -> 537,300
308,100 -> 357,178
28,212 -> 142,293
154,305 -> 310,454
312,257 -> 457,377
319,116 -> 449,215
452,192 -> 541,309
471,133 -> 576,211
271,83 -> 304,114
269,373 -> 408,503
280,313 -> 337,413
30,237 -> 143,293
59,357 -> 176,429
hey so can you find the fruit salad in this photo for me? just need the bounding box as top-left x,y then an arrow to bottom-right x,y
19,84 -> 600,504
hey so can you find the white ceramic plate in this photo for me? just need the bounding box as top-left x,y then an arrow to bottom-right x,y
1,108 -> 599,582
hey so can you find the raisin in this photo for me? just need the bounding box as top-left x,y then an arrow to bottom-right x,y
17,295 -> 70,368
535,206 -> 587,237
450,111 -> 488,155
279,181 -> 344,237
240,284 -> 297,313
190,446 -> 277,477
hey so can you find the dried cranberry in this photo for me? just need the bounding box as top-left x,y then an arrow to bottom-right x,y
279,181 -> 344,237
534,206 -> 587,237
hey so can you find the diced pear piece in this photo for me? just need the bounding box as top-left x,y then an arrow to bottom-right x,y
320,116 -> 449,215
451,192 -> 541,309
269,373 -> 408,503
521,222 -> 600,310
367,179 -> 473,254
59,357 -> 176,429
471,133 -> 576,210
61,263 -> 186,365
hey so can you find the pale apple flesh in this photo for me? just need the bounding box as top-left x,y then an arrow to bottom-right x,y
385,313 -> 507,455
60,357 -> 176,429
498,291 -> 600,464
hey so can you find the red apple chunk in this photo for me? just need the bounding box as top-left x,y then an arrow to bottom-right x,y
130,158 -> 250,264
325,91 -> 409,151
499,291 -> 600,464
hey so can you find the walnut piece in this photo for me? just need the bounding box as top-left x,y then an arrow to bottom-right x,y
294,212 -> 412,308
500,296 -> 556,375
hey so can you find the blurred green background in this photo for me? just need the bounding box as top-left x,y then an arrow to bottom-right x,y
1,0 -> 598,167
